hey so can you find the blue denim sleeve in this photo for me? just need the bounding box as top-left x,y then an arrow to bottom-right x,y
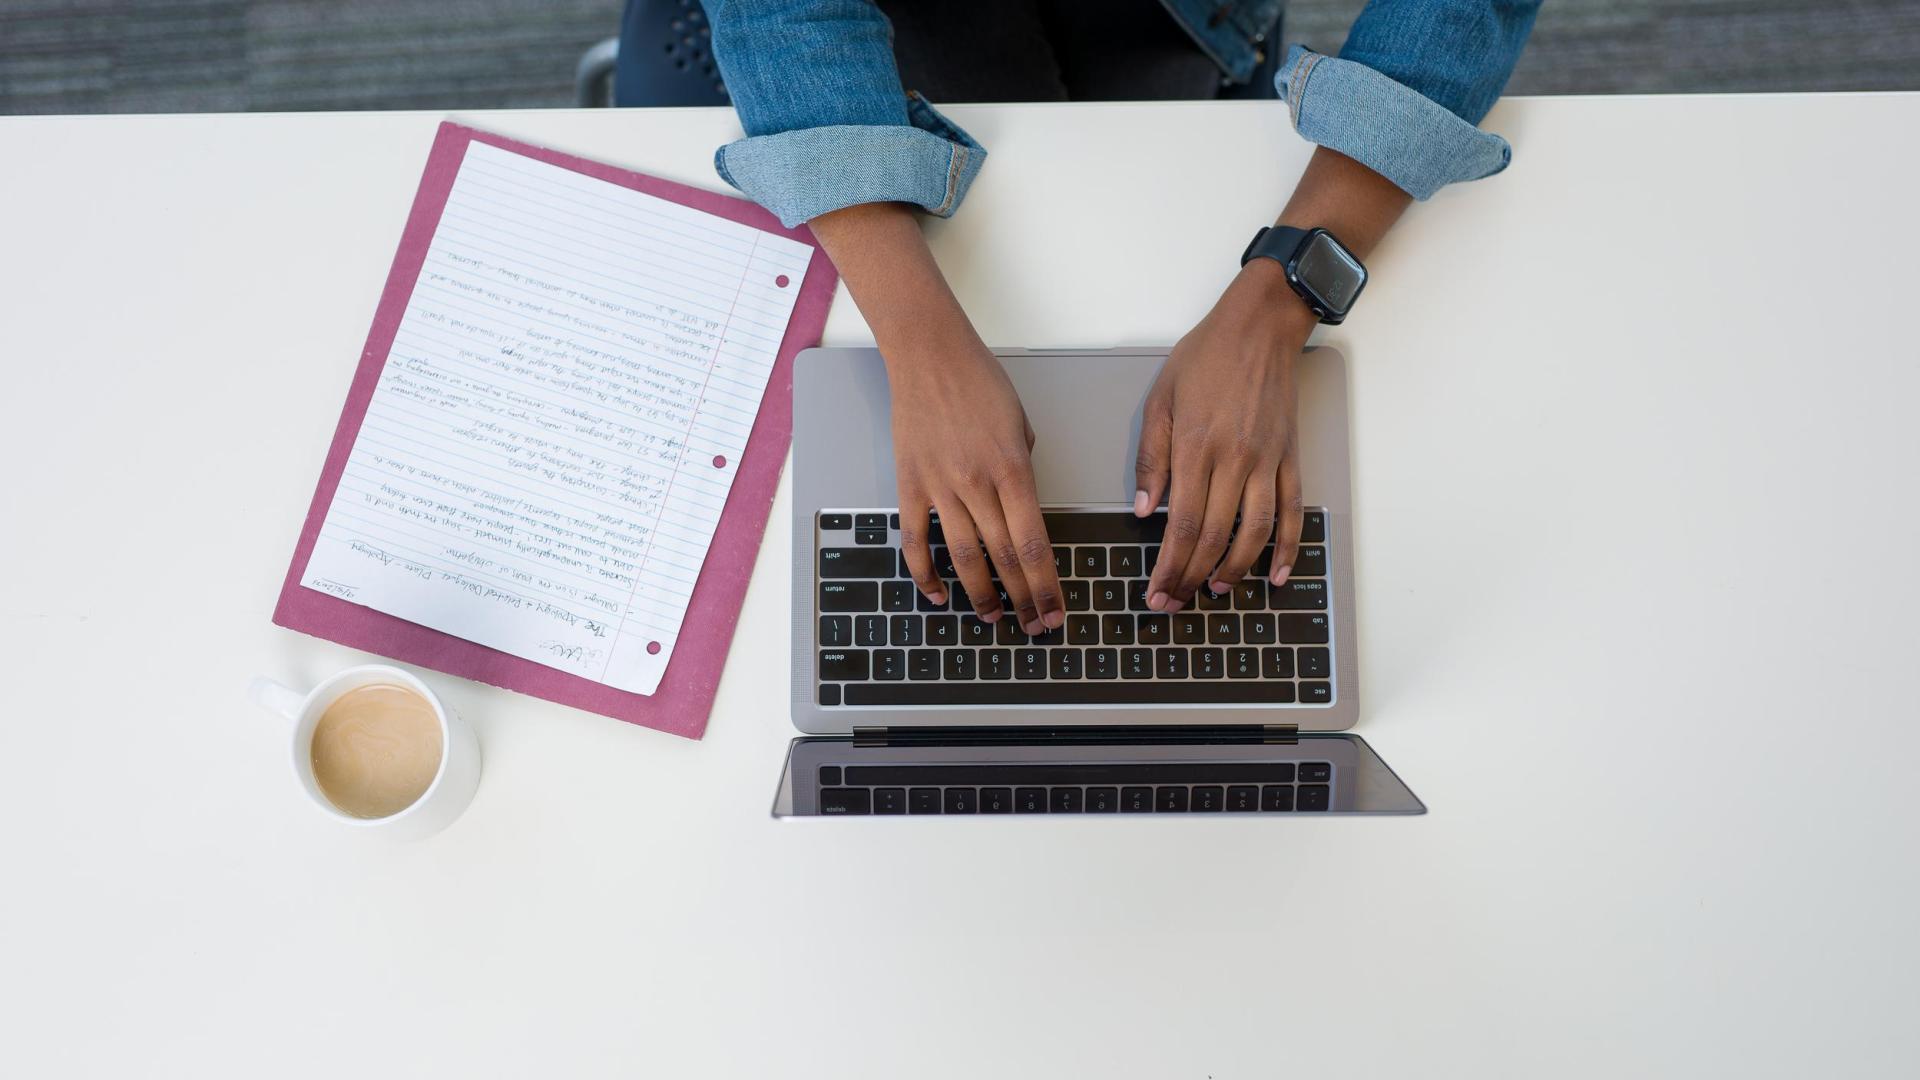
707,0 -> 986,227
1276,0 -> 1541,200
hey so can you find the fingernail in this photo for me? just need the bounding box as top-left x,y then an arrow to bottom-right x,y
1149,591 -> 1168,610
1209,580 -> 1232,595
1133,490 -> 1150,516
1271,565 -> 1291,586
1023,619 -> 1044,635
981,610 -> 1001,623
930,591 -> 947,604
1043,610 -> 1065,629
1164,597 -> 1186,613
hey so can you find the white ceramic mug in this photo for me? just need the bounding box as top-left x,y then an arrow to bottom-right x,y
247,664 -> 480,840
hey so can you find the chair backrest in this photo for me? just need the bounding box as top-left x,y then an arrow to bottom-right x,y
605,0 -> 729,108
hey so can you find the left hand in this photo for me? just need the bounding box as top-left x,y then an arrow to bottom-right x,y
1135,259 -> 1316,611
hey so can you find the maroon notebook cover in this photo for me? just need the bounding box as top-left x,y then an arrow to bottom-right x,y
272,121 -> 836,739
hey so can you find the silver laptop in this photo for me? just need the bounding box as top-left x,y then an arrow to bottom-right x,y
773,347 -> 1423,817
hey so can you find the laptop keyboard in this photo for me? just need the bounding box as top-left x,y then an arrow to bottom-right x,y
813,761 -> 1336,814
813,508 -> 1335,708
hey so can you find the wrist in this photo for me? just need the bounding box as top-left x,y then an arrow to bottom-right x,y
1227,258 -> 1320,340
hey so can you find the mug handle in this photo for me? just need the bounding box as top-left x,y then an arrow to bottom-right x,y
247,676 -> 307,722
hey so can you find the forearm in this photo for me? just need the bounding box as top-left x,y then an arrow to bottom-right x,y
807,201 -> 980,369
1235,147 -> 1412,317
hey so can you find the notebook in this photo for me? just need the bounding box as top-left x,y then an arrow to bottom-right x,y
273,122 -> 837,739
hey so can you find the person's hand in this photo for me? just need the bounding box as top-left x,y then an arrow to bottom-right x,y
890,336 -> 1065,636
1135,260 -> 1316,611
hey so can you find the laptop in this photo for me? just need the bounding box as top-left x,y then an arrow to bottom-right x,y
772,346 -> 1423,817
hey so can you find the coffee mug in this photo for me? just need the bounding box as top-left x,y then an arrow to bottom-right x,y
248,664 -> 480,840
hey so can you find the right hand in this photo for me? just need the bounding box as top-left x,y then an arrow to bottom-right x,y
889,340 -> 1065,636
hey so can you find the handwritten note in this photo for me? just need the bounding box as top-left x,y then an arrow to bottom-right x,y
301,140 -> 812,694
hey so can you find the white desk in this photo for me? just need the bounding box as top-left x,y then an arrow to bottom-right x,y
3,94 -> 1917,1077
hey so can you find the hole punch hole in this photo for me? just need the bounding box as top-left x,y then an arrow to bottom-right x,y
646,641 -> 662,655
711,454 -> 727,468
774,274 -> 790,288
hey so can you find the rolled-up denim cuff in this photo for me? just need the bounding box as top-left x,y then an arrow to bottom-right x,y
714,94 -> 986,228
1275,45 -> 1512,201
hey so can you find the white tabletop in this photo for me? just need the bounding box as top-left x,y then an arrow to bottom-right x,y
3,93 -> 1917,1077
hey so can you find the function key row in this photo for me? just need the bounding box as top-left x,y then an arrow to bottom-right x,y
819,783 -> 1333,814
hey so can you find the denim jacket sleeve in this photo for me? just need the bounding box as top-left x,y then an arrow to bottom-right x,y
1277,0 -> 1542,200
707,0 -> 985,228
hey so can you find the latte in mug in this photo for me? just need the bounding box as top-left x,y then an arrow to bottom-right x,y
309,683 -> 444,819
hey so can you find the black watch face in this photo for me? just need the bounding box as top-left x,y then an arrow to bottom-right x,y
1293,232 -> 1367,316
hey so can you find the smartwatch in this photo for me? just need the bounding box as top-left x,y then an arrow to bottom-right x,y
1240,225 -> 1368,325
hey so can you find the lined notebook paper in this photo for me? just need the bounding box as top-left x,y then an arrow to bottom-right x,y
300,140 -> 813,695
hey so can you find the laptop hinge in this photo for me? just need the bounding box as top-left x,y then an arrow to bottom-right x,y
851,724 -> 1298,747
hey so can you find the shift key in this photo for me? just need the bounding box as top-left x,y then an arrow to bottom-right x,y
820,547 -> 897,578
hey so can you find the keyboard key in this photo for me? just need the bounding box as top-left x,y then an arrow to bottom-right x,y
818,766 -> 842,785
1155,647 -> 1189,680
1300,681 -> 1332,704
980,649 -> 1012,679
889,615 -> 923,646
898,552 -> 912,578
909,649 -> 941,680
981,788 -> 1013,813
1300,763 -> 1332,783
819,683 -> 841,705
1075,547 -> 1108,577
881,580 -> 915,612
1207,614 -> 1240,644
1298,647 -> 1331,678
1197,587 -> 1231,611
874,649 -> 906,681
1301,510 -> 1326,543
1261,647 -> 1295,679
1121,786 -> 1153,813
1067,615 -> 1101,644
1015,648 -> 1047,680
855,513 -> 887,530
1052,546 -> 1072,577
1050,649 -> 1083,680
960,615 -> 995,645
1227,647 -> 1260,679
819,513 -> 853,531
819,582 -> 877,612
1100,614 -> 1135,645
944,649 -> 977,680
1050,787 -> 1084,813
1272,580 -> 1328,610
1092,580 -> 1125,611
818,616 -> 852,647
1156,786 -> 1190,812
1127,580 -> 1152,611
914,589 -> 948,612
1298,784 -> 1331,811
889,513 -> 900,530
944,788 -> 978,814
1252,547 -> 1272,578
1136,614 -> 1171,645
1192,647 -> 1223,679
817,650 -> 868,681
1233,581 -> 1266,609
909,787 -> 942,814
1261,785 -> 1295,811
855,615 -> 886,647
820,548 -> 894,577
1226,785 -> 1260,812
873,788 -> 906,814
1015,787 -> 1048,813
820,788 -> 870,815
1086,787 -> 1118,812
926,614 -> 957,646
854,527 -> 887,545
1293,546 -> 1328,577
1031,626 -> 1065,647
1086,648 -> 1118,679
994,617 -> 1028,646
1063,580 -> 1091,610
1242,613 -> 1276,644
1121,648 -> 1154,679
1276,614 -> 1330,643
1173,613 -> 1206,644
930,547 -> 956,577
1111,546 -> 1144,576
1192,785 -> 1224,811
842,680 -> 1316,706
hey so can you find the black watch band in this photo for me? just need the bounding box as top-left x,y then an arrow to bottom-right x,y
1240,225 -> 1367,326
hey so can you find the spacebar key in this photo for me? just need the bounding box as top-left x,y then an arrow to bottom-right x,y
820,548 -> 898,578
843,682 -> 1303,705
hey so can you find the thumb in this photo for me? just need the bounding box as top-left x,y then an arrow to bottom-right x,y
1133,391 -> 1172,517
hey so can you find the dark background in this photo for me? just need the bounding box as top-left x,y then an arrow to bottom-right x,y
4,0 -> 1918,115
